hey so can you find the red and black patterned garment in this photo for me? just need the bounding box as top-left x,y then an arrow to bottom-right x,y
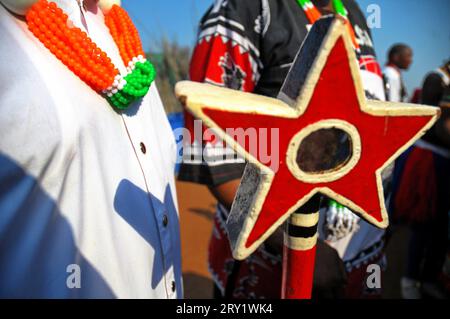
179,0 -> 386,299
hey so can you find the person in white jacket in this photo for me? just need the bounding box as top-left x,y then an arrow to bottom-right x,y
0,0 -> 182,298
383,44 -> 413,102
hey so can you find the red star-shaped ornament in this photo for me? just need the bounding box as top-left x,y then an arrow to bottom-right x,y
176,18 -> 439,261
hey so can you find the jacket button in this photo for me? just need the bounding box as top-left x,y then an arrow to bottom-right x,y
140,142 -> 147,154
163,214 -> 169,227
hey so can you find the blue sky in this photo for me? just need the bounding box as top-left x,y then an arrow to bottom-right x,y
122,0 -> 450,96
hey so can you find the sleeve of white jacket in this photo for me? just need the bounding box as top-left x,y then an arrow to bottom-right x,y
383,67 -> 402,102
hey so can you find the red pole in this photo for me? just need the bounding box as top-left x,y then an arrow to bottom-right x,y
281,199 -> 320,299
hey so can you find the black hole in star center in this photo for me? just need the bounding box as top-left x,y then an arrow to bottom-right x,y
296,128 -> 352,174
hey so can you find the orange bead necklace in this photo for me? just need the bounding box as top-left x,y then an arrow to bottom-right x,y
26,0 -> 156,110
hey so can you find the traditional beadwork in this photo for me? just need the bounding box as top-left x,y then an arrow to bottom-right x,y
297,0 -> 360,52
26,0 -> 155,110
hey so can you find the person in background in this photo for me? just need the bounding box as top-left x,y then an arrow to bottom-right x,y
410,88 -> 422,104
391,60 -> 450,299
383,44 -> 413,102
179,0 -> 387,299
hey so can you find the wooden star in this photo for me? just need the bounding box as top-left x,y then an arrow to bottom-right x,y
176,17 -> 439,261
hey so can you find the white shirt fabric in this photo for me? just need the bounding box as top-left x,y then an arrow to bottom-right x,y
318,208 -> 385,268
360,68 -> 386,102
0,1 -> 182,299
383,65 -> 404,102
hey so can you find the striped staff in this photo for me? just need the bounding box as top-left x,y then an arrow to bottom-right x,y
282,196 -> 320,299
